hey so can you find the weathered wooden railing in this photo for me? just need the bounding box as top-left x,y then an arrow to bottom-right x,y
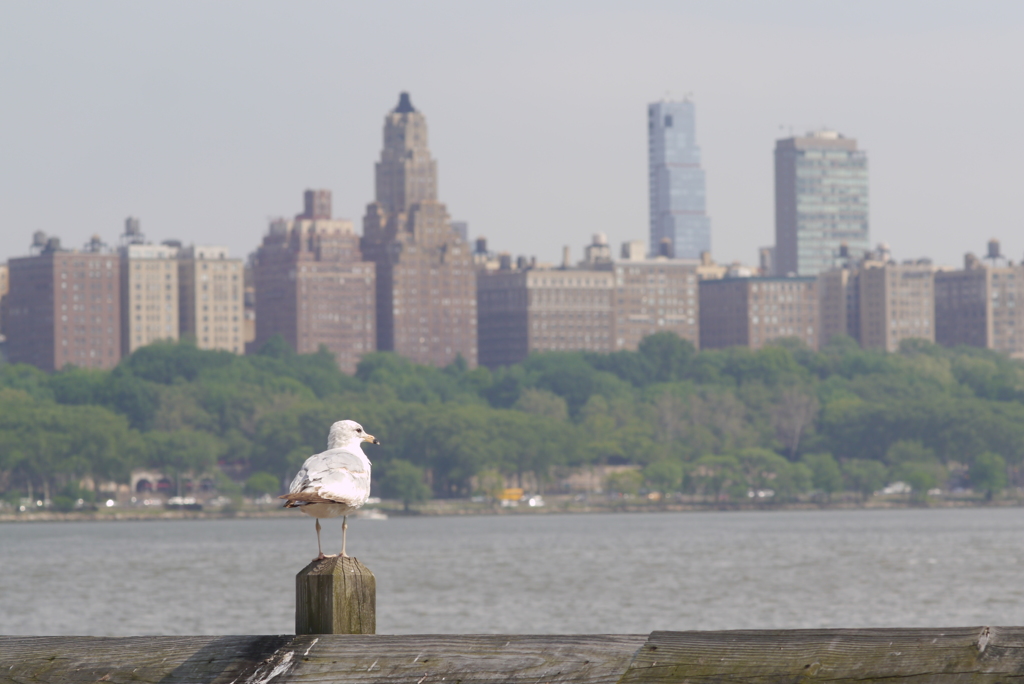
4,556 -> 1021,683
3,627 -> 1022,683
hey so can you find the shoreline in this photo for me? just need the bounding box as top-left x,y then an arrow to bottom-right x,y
2,496 -> 1021,523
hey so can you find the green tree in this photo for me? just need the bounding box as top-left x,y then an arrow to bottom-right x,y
970,452 -> 1007,500
841,459 -> 888,501
474,469 -> 506,503
886,440 -> 938,466
52,481 -> 96,512
124,338 -> 235,384
885,439 -> 946,502
802,453 -> 843,499
0,364 -> 55,401
49,367 -> 106,405
0,391 -> 140,502
381,459 -> 431,511
528,353 -> 600,418
144,429 -> 223,495
895,462 -> 942,503
214,470 -> 243,497
586,349 -> 653,387
644,459 -> 683,495
256,334 -> 295,360
735,448 -> 810,501
245,471 -> 281,497
771,387 -> 819,459
605,469 -> 643,496
513,388 -> 569,421
19,325 -> 1024,515
690,454 -> 741,500
638,332 -> 695,383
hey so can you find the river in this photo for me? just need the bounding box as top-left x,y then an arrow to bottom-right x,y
1,507 -> 1022,635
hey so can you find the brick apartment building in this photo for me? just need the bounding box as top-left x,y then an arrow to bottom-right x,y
817,266 -> 859,347
361,93 -> 477,368
253,190 -> 376,373
935,243 -> 1024,357
699,276 -> 818,350
818,246 -> 936,352
477,235 -> 701,368
611,239 -> 700,351
478,266 -> 615,367
859,260 -> 935,352
6,236 -> 121,370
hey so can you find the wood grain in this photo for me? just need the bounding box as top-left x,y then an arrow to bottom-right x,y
619,627 -> 1024,684
7,628 -> 1024,684
0,634 -> 647,684
295,556 -> 376,635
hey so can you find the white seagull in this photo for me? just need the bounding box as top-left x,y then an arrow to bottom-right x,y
279,419 -> 379,560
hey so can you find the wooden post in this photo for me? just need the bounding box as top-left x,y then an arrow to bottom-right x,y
295,556 -> 376,635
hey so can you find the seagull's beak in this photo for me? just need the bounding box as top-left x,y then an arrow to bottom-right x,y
363,433 -> 380,445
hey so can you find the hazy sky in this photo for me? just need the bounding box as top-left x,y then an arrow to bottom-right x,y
2,1 -> 1023,268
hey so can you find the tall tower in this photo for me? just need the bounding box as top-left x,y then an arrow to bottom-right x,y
775,131 -> 869,276
648,98 -> 711,259
361,93 -> 477,367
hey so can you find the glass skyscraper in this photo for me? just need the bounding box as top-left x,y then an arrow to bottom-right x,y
774,131 -> 869,276
648,98 -> 711,259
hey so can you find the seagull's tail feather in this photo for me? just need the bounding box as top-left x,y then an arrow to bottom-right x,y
279,491 -> 337,506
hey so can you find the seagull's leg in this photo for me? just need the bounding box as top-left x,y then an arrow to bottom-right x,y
315,519 -> 325,561
341,515 -> 349,558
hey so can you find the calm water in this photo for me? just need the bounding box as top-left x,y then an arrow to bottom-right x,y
1,508 -> 1023,635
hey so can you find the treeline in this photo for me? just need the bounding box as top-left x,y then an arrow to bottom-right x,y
1,333 -> 1023,504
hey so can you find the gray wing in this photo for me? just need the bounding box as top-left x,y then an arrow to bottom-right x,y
300,447 -> 368,478
286,447 -> 371,504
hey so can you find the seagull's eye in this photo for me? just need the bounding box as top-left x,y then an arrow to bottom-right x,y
356,428 -> 362,433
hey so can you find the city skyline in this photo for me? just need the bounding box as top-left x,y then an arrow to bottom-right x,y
3,211 -> 1022,374
1,3 -> 1022,273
